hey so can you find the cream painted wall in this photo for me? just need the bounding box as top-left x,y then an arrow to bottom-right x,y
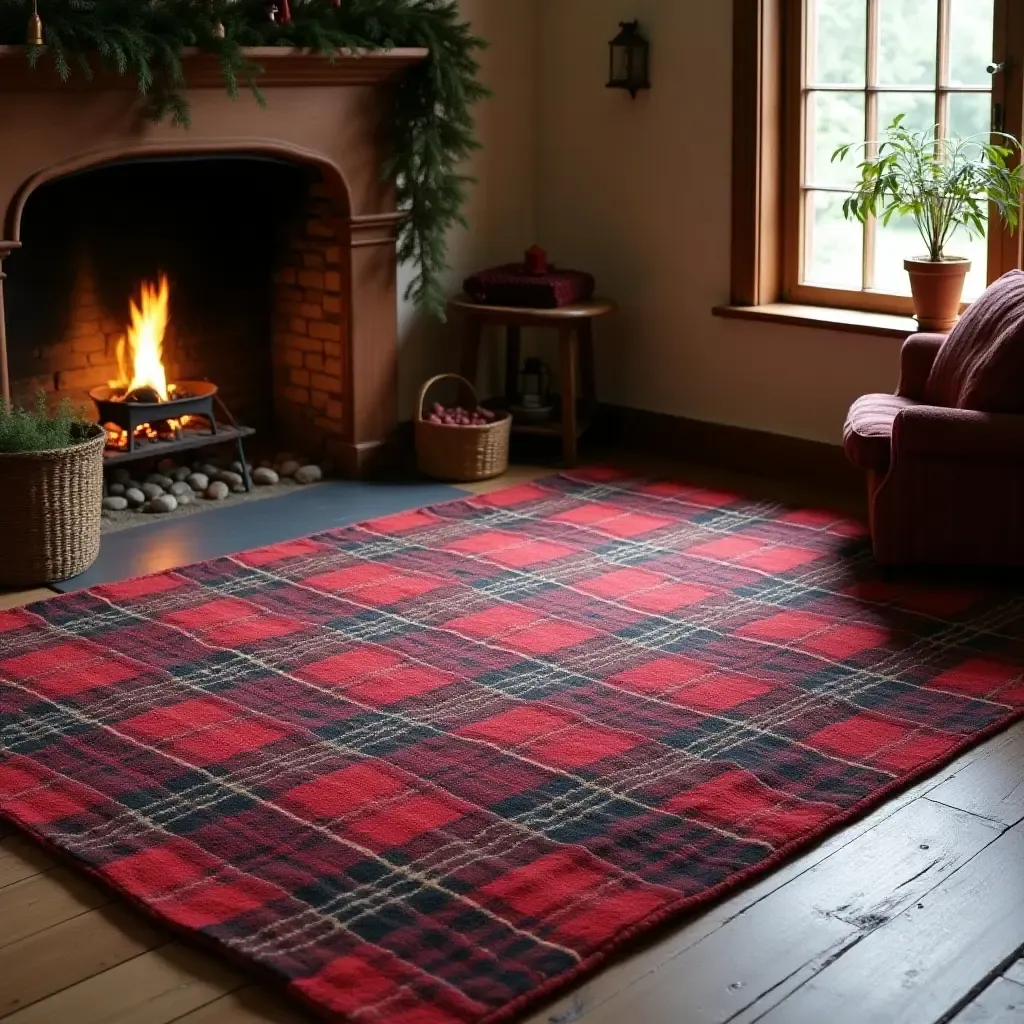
397,0 -> 539,417
532,0 -> 902,444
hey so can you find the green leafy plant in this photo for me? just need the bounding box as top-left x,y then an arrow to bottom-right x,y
0,393 -> 95,454
833,114 -> 1024,262
0,0 -> 490,317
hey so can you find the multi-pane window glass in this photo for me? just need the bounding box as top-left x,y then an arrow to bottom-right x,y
802,0 -> 995,300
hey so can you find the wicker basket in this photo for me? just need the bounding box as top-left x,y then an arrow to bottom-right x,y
415,374 -> 511,482
0,426 -> 106,587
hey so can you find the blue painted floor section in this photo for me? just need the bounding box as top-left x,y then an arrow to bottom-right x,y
54,479 -> 465,592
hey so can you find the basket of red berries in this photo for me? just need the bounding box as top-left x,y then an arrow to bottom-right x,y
415,374 -> 512,482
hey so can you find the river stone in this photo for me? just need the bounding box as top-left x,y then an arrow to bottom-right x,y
252,467 -> 279,486
146,473 -> 174,490
141,482 -> 165,501
125,487 -> 146,508
186,472 -> 209,492
277,459 -> 301,478
216,470 -> 244,488
102,496 -> 128,511
294,464 -> 323,485
108,482 -> 126,497
112,468 -> 133,485
172,466 -> 192,482
205,481 -> 230,500
146,494 -> 178,514
230,460 -> 253,475
175,491 -> 194,506
170,481 -> 193,497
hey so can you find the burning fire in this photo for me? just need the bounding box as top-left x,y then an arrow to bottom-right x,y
110,274 -> 171,400
102,274 -> 193,450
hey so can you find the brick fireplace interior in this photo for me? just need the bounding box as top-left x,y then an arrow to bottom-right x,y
4,156 -> 348,457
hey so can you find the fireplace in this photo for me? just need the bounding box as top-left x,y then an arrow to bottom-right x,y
6,156 -> 342,468
0,46 -> 427,476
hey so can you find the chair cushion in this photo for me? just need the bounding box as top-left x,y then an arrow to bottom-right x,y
924,269 -> 1024,412
843,394 -> 920,474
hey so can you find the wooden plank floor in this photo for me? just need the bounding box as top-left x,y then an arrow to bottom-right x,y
1,457 -> 1022,1023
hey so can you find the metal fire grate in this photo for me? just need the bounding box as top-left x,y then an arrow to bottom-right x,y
89,380 -> 254,489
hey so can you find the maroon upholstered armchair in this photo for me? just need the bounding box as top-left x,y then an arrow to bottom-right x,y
843,271 -> 1024,567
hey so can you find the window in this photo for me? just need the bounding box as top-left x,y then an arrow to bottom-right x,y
730,0 -> 1024,315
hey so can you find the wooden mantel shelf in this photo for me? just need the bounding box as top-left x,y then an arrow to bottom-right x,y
0,45 -> 429,88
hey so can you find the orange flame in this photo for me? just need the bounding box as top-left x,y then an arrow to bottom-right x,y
111,275 -> 171,400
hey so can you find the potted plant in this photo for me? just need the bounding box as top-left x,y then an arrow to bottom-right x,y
833,114 -> 1024,330
0,394 -> 105,586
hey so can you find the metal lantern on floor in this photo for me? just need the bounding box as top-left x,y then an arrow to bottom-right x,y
518,357 -> 552,411
607,21 -> 650,98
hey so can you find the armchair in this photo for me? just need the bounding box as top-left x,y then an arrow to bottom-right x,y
844,333 -> 1024,567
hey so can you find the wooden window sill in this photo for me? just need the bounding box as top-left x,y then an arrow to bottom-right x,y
712,303 -> 919,340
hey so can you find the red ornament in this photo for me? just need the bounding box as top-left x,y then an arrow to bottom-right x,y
525,245 -> 549,275
279,0 -> 292,23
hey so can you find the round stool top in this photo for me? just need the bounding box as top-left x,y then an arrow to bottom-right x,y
448,294 -> 617,322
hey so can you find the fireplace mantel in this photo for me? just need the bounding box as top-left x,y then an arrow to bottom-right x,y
0,45 -> 429,476
0,45 -> 429,89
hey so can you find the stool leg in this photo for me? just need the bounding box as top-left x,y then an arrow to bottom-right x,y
559,326 -> 579,466
459,316 -> 482,407
578,319 -> 597,420
504,325 -> 522,406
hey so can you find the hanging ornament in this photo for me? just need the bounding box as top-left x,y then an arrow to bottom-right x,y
26,0 -> 43,46
266,0 -> 290,22
208,0 -> 225,38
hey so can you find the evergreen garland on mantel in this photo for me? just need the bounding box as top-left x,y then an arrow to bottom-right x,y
0,0 -> 489,317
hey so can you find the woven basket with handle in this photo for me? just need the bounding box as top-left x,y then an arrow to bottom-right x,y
0,425 -> 106,587
415,374 -> 511,482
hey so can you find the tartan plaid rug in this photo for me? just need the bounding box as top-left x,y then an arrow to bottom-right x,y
2,468 -> 1024,1024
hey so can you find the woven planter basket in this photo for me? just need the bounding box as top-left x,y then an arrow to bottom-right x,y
415,374 -> 511,482
0,426 -> 106,587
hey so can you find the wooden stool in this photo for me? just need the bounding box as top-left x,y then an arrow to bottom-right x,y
448,295 -> 617,466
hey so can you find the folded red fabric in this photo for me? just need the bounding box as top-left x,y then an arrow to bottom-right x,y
463,264 -> 595,308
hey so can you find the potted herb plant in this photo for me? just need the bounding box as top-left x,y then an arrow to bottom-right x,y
0,394 -> 105,586
833,114 -> 1024,330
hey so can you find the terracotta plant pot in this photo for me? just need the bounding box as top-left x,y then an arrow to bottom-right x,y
904,257 -> 971,332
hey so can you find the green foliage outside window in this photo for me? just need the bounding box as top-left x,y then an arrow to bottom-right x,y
806,0 -> 996,294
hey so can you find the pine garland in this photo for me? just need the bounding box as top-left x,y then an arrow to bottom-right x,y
0,0 -> 489,317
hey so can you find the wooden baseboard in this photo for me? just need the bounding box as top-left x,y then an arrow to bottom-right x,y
601,405 -> 861,498
391,404 -> 861,502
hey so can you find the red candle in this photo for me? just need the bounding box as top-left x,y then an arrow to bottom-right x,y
525,245 -> 548,275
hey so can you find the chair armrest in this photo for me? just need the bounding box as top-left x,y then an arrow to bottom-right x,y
892,405 -> 1024,460
896,333 -> 946,400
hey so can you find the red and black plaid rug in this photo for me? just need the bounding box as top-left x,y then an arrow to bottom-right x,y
2,468 -> 1023,1023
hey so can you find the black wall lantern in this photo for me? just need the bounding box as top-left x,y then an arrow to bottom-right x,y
607,20 -> 650,98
